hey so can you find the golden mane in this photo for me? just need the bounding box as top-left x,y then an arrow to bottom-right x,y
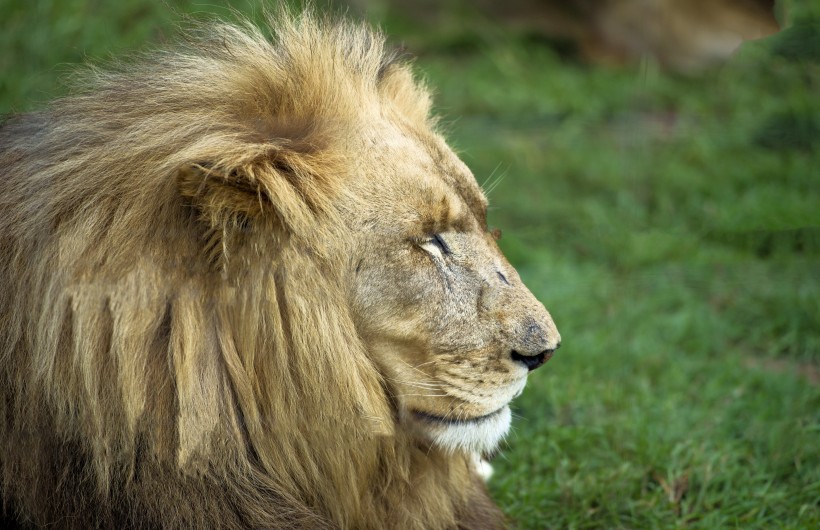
0,10 -> 502,529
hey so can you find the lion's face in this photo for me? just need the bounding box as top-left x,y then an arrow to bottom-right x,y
348,120 -> 560,455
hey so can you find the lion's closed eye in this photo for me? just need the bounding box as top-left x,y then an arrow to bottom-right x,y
431,234 -> 451,254
420,233 -> 450,259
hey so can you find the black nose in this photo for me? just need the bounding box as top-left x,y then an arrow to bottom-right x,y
511,343 -> 560,372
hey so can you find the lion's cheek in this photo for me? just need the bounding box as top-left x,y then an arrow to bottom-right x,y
351,259 -> 448,337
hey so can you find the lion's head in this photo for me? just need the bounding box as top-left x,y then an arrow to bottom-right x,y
0,10 -> 559,529
345,115 -> 561,456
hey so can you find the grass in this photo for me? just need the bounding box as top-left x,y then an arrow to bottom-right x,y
2,1 -> 818,528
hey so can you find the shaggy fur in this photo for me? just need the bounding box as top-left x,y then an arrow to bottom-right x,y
0,9 -> 558,529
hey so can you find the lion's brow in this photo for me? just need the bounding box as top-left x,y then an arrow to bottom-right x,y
433,159 -> 488,227
401,107 -> 488,226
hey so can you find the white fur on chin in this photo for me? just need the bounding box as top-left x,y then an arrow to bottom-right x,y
424,406 -> 512,456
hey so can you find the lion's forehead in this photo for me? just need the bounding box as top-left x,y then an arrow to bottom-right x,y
364,122 -> 488,231
417,130 -> 487,219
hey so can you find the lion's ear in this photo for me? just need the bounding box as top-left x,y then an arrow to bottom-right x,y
177,163 -> 268,229
177,163 -> 276,265
177,147 -> 336,241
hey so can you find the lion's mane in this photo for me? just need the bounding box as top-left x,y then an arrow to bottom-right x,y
0,11 -> 502,529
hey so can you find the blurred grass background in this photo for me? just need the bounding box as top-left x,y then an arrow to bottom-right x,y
2,0 -> 818,528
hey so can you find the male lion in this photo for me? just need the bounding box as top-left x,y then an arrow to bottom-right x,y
0,10 -> 560,530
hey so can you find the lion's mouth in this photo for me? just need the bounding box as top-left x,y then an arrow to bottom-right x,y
412,406 -> 506,426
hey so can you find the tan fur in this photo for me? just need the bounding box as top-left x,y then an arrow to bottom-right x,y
0,9 -> 558,529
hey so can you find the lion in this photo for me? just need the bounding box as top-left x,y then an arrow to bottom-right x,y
0,9 -> 560,529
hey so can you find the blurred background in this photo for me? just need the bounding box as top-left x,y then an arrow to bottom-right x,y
2,0 -> 818,527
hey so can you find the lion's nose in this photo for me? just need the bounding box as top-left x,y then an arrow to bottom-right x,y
510,343 -> 560,372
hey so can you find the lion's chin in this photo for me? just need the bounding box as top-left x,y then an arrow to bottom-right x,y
411,405 -> 512,455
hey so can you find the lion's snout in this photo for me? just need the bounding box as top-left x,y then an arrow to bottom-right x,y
506,304 -> 561,372
511,348 -> 551,371
509,324 -> 561,371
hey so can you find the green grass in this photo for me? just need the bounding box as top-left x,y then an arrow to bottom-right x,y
2,1 -> 818,528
